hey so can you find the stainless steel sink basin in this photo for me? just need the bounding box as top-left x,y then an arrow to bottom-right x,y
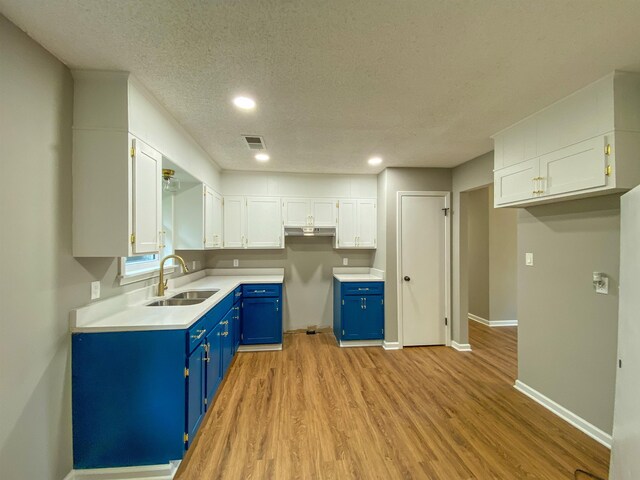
170,290 -> 219,300
146,298 -> 205,307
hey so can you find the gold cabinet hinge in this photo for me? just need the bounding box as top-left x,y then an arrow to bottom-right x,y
130,233 -> 135,244
605,165 -> 612,176
130,146 -> 135,158
342,299 -> 344,305
336,202 -> 339,208
605,144 -> 611,156
184,433 -> 189,443
184,367 -> 189,377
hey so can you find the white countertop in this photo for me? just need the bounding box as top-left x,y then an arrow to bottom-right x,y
70,270 -> 283,333
332,267 -> 384,282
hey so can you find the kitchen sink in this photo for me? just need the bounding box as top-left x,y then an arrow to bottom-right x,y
170,289 -> 218,300
146,298 -> 205,307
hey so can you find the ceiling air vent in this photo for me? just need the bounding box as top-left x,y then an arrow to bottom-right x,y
242,135 -> 266,150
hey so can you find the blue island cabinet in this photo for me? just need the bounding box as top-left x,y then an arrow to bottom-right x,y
241,284 -> 283,345
72,289 -> 235,469
333,280 -> 384,345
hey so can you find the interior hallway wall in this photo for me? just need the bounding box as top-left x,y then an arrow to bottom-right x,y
518,194 -> 620,434
466,187 -> 490,319
206,237 -> 373,331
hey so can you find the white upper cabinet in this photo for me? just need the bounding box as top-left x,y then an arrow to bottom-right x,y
174,183 -> 222,250
223,196 -> 245,248
131,139 -> 162,254
246,197 -> 283,248
337,199 -> 376,249
493,72 -> 640,207
282,197 -> 337,227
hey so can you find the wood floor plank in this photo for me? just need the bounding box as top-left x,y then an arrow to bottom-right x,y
176,323 -> 609,479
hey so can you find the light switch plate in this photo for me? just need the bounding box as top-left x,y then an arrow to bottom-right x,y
90,281 -> 100,300
343,258 -> 348,266
525,253 -> 534,266
233,259 -> 239,267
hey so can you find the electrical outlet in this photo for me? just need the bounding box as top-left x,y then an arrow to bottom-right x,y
343,258 -> 348,266
233,259 -> 239,267
525,252 -> 534,266
192,261 -> 197,270
90,281 -> 101,300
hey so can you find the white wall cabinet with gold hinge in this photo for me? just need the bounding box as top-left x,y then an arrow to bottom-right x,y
223,196 -> 283,249
336,199 -> 377,249
174,184 -> 223,250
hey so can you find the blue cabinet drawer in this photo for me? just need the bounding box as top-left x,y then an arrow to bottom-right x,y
242,284 -> 280,298
342,282 -> 384,296
187,318 -> 208,353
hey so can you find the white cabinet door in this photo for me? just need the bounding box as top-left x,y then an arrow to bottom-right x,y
203,186 -> 217,248
356,199 -> 376,248
223,196 -> 245,248
210,190 -> 223,248
337,200 -> 357,248
311,198 -> 337,227
131,138 -> 161,254
246,197 -> 282,248
283,198 -> 310,226
494,158 -> 540,206
539,136 -> 607,197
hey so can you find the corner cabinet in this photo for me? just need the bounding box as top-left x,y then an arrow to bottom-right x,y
337,199 -> 377,248
493,72 -> 640,207
174,184 -> 223,250
223,196 -> 283,249
333,280 -> 384,345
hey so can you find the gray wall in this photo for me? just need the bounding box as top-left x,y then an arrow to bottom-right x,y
467,187 -> 490,319
381,167 -> 453,342
452,152 -> 494,343
0,17 -> 206,479
488,184 -> 518,321
518,194 -> 621,433
206,237 -> 374,331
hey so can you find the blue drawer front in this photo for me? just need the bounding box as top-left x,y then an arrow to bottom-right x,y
242,284 -> 281,298
187,291 -> 234,353
342,282 -> 384,296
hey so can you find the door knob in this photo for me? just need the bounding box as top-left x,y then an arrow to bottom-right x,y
404,276 -> 411,281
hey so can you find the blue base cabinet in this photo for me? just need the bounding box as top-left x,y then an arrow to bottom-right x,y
241,284 -> 282,345
333,280 -> 384,342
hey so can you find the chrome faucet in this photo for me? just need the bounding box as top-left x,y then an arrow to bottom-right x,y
157,254 -> 189,296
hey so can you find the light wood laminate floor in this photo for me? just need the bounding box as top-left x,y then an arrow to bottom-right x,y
176,322 -> 610,479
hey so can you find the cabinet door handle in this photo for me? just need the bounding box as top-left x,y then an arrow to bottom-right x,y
361,298 -> 364,309
221,320 -> 229,325
358,288 -> 369,291
364,297 -> 367,309
191,329 -> 206,340
253,289 -> 266,293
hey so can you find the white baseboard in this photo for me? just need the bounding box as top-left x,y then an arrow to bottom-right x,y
382,341 -> 401,350
451,341 -> 472,352
468,313 -> 518,327
64,461 -> 180,480
514,380 -> 612,449
339,339 -> 383,348
237,344 -> 282,352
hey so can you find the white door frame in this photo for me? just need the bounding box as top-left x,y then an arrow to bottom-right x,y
396,191 -> 452,348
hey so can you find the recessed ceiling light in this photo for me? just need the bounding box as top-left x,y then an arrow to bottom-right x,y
255,153 -> 270,161
368,156 -> 382,165
233,96 -> 256,110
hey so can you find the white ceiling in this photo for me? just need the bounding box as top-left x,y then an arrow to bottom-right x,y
3,1 -> 640,174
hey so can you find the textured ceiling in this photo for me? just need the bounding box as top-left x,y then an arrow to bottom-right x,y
3,1 -> 640,174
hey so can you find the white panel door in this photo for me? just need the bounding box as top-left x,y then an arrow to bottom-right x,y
356,199 -> 376,248
337,200 -> 357,248
283,198 -> 310,227
246,197 -> 282,248
311,198 -> 337,227
131,138 -> 161,254
203,186 -> 216,248
401,195 -> 446,346
610,185 -> 640,480
494,158 -> 540,206
210,190 -> 223,248
223,196 -> 245,248
539,136 -> 607,197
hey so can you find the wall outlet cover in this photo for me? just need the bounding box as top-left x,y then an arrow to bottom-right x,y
525,252 -> 534,266
595,276 -> 609,295
233,259 -> 239,267
343,258 -> 348,266
90,281 -> 100,300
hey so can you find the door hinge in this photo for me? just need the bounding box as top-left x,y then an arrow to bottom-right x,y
382,328 -> 384,334
204,398 -> 208,405
605,165 -> 612,176
241,333 -> 244,340
130,233 -> 135,244
342,329 -> 345,335
605,143 -> 611,156
381,298 -> 384,305
442,208 -> 450,217
184,367 -> 189,377
130,146 -> 135,158
342,299 -> 344,305
184,433 -> 189,443
445,317 -> 448,326
336,202 -> 339,208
